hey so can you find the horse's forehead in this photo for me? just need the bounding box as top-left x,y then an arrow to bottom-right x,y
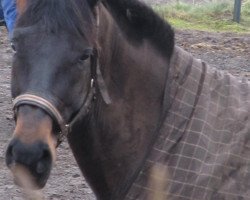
12,26 -> 38,39
12,26 -> 66,42
12,26 -> 90,54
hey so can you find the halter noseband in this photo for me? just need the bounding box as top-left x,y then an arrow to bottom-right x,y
13,94 -> 70,144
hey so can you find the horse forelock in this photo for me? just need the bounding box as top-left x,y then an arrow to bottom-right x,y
16,0 -> 96,42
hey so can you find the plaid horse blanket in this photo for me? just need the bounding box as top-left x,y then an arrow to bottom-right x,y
125,46 -> 250,200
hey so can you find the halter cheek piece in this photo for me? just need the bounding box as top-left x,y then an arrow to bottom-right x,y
12,49 -> 111,147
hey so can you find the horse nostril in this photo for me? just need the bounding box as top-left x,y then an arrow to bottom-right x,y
5,140 -> 17,167
36,148 -> 51,174
36,161 -> 46,174
6,146 -> 13,167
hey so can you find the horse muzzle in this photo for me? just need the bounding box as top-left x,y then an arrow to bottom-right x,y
6,100 -> 59,190
6,138 -> 52,189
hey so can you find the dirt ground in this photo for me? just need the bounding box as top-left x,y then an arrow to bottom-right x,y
0,17 -> 249,200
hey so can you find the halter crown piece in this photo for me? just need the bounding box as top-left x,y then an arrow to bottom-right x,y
12,6 -> 111,146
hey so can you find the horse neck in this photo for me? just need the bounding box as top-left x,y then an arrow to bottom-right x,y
87,4 -> 171,199
97,4 -> 170,107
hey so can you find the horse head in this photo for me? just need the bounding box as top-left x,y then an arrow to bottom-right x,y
6,0 -> 100,189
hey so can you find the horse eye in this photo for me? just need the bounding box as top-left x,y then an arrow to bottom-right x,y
77,48 -> 93,64
79,54 -> 90,62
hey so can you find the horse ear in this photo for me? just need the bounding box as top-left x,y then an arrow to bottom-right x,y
87,0 -> 100,8
17,0 -> 27,15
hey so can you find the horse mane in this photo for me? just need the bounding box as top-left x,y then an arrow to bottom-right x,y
16,0 -> 175,57
16,0 -> 95,41
103,0 -> 175,58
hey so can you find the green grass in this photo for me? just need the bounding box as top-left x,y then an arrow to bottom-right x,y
153,1 -> 250,33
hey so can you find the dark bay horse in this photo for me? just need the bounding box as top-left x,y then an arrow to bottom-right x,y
6,0 -> 250,199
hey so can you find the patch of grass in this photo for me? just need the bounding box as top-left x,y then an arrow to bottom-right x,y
154,1 -> 250,33
242,0 -> 250,16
